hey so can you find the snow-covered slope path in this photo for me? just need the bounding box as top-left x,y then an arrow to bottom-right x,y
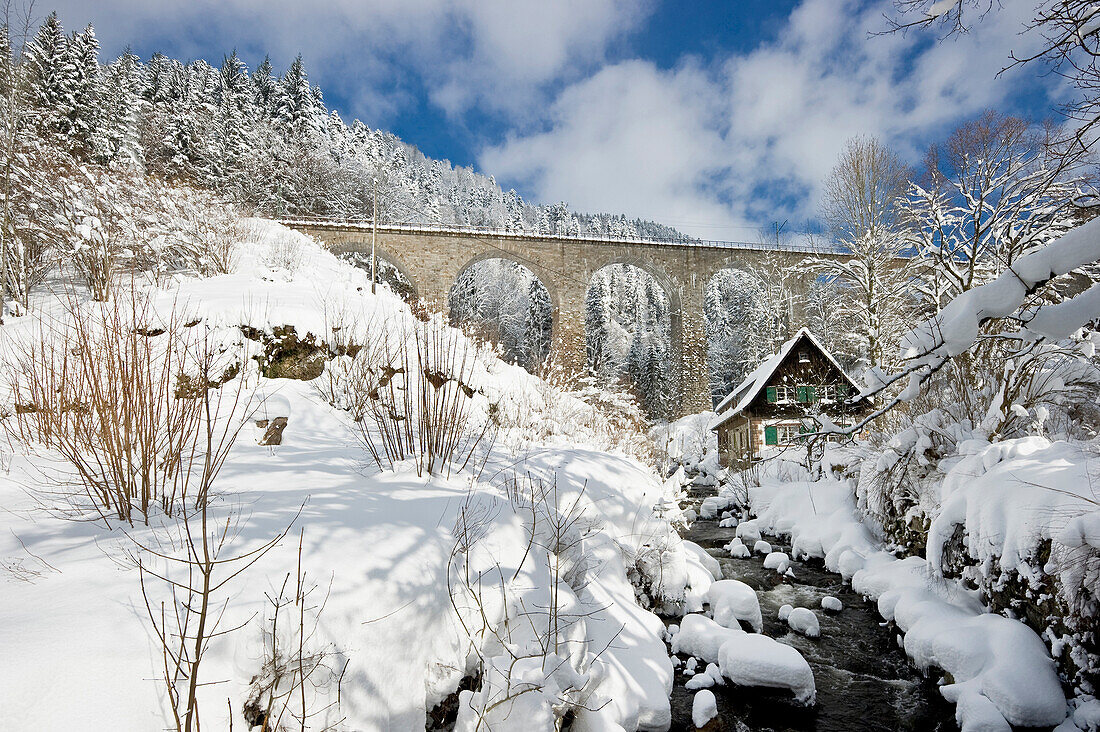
709,466 -> 1071,732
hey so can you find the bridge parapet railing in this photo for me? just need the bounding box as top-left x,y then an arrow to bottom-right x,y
275,216 -> 837,255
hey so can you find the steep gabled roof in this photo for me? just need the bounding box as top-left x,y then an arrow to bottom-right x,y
709,328 -> 862,430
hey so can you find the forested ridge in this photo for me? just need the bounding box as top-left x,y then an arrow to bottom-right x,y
2,12 -> 690,239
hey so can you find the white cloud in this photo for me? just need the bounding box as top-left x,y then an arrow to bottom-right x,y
481,0 -> 1063,239
35,0 -> 1068,236
43,0 -> 651,122
480,60 -> 756,237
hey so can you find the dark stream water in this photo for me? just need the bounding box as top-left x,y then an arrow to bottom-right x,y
665,519 -> 957,732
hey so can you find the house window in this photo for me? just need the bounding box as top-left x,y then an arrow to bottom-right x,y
795,385 -> 816,403
799,350 -> 810,363
767,385 -> 795,404
765,423 -> 803,445
776,423 -> 801,444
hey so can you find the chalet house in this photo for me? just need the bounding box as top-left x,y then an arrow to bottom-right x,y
710,328 -> 870,468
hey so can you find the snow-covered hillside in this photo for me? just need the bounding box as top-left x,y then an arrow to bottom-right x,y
0,221 -> 713,730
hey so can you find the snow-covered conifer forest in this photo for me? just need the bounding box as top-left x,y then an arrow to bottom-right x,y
2,3 -> 1100,732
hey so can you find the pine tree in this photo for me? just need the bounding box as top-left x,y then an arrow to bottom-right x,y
252,55 -> 276,116
275,55 -> 319,139
68,24 -> 100,159
97,50 -> 145,164
215,51 -> 254,190
22,12 -> 77,145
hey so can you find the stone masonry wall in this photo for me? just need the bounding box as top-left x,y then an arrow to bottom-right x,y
291,223 -> 823,418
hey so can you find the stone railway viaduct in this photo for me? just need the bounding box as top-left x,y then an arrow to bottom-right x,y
283,220 -> 832,417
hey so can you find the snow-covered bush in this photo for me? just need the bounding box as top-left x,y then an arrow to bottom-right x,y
649,411 -> 719,480
490,368 -> 654,464
354,315 -> 496,478
53,164 -> 252,300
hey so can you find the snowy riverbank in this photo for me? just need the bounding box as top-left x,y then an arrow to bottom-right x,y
698,449 -> 1092,732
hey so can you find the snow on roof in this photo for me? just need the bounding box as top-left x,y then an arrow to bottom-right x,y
709,328 -> 861,430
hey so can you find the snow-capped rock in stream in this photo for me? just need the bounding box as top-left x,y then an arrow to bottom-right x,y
717,633 -> 816,705
786,607 -> 821,638
707,579 -> 763,633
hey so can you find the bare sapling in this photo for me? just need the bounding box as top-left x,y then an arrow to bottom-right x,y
1,285 -> 238,524
131,495 -> 296,732
125,330 -> 294,732
242,529 -> 347,732
312,297 -> 378,422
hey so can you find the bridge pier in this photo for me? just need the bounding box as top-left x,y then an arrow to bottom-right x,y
548,278 -> 589,378
678,283 -> 712,417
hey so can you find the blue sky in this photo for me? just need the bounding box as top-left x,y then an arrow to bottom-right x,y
49,0 -> 1063,239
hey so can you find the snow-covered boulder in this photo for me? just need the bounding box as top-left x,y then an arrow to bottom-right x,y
786,607 -> 820,638
717,634 -> 816,705
685,672 -> 713,690
699,496 -> 722,520
778,604 -> 793,622
683,546 -> 720,614
724,538 -> 750,559
707,580 -> 763,632
672,614 -> 744,664
752,540 -> 772,555
736,520 -> 762,545
821,596 -> 843,613
683,540 -> 722,581
763,551 -> 790,573
692,689 -> 718,728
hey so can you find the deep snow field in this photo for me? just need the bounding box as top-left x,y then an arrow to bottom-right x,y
0,221 -> 713,731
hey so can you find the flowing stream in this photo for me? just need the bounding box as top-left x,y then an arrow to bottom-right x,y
665,519 -> 958,731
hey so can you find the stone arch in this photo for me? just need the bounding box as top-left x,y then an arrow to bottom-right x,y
588,255 -> 685,372
703,265 -> 773,407
449,253 -> 558,370
326,241 -> 420,302
584,258 -> 681,418
591,254 -> 683,315
452,251 -> 563,345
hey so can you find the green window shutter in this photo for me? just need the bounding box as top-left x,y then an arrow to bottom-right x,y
808,386 -> 817,403
795,386 -> 808,403
837,383 -> 849,398
764,425 -> 778,445
798,423 -> 811,434
766,386 -> 777,403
